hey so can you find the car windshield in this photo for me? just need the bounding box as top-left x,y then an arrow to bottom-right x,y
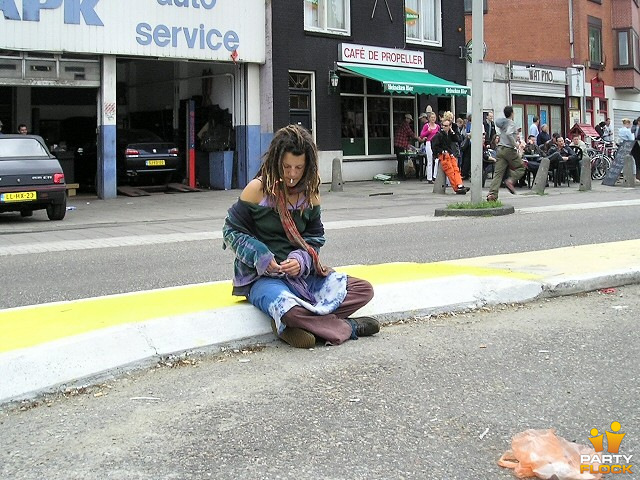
0,138 -> 50,158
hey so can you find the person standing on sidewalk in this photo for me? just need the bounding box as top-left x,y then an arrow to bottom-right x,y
394,113 -> 421,179
223,124 -> 379,349
529,116 -> 540,141
487,106 -> 525,201
419,112 -> 440,183
430,118 -> 469,195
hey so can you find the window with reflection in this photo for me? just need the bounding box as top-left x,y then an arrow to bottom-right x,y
340,75 -> 416,157
304,0 -> 350,35
405,0 -> 442,46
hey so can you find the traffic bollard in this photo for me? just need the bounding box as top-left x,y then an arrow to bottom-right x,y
531,157 -> 551,194
331,157 -> 343,192
579,156 -> 591,191
432,160 -> 446,194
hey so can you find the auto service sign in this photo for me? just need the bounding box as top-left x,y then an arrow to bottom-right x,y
0,0 -> 265,63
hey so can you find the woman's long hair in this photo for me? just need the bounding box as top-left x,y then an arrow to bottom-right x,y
257,124 -> 320,207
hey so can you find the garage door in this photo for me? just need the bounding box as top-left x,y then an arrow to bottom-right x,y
613,109 -> 639,141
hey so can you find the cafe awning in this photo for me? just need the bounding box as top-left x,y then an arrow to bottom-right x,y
338,63 -> 471,96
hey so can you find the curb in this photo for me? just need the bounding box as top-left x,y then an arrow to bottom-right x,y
434,206 -> 515,217
2,240 -> 640,406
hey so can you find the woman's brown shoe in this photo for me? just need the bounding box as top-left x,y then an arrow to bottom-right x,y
272,320 -> 316,348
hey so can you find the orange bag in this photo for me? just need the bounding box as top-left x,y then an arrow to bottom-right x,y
498,429 -> 601,480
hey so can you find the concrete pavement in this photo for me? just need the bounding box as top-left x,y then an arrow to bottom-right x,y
1,179 -> 640,404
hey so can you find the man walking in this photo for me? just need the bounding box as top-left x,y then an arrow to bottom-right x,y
487,106 -> 525,201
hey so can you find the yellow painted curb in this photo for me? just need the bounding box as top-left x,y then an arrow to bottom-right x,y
0,262 -> 539,354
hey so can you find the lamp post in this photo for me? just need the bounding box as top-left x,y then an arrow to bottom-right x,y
470,0 -> 484,203
328,70 -> 339,95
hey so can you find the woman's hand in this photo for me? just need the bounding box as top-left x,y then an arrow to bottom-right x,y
266,259 -> 282,274
279,258 -> 301,277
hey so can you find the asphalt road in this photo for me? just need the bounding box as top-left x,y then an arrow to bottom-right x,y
1,284 -> 638,480
2,204 -> 640,308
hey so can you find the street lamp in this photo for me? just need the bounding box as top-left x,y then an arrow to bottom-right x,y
328,70 -> 339,94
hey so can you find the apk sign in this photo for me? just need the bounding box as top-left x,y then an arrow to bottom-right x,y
0,0 -> 265,62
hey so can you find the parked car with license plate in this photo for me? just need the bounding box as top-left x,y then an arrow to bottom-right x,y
0,135 -> 67,221
118,129 -> 180,184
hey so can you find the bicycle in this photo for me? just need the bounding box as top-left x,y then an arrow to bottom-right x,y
587,137 -> 616,180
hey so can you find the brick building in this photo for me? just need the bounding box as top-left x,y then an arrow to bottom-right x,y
464,0 -> 640,140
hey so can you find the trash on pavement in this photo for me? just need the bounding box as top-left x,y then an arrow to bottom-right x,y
66,206 -> 77,211
498,428 -> 601,479
373,173 -> 391,181
599,288 -> 616,294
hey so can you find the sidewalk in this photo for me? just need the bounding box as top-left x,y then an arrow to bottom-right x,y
1,179 -> 639,242
1,180 -> 640,404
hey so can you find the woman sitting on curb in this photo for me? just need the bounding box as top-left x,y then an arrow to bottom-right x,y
222,125 -> 379,348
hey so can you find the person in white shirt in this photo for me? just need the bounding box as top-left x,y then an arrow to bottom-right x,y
529,116 -> 540,140
601,118 -> 613,143
619,118 -> 634,142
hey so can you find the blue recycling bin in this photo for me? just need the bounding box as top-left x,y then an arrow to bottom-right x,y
210,151 -> 233,190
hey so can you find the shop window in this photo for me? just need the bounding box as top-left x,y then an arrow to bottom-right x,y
588,17 -> 603,69
340,75 -> 364,94
341,96 -> 365,156
289,72 -> 313,133
550,105 -> 562,136
392,97 -> 416,139
586,98 -> 593,125
340,75 -> 415,158
539,106 -> 549,128
463,0 -> 487,13
526,104 -> 537,133
616,29 -> 640,70
512,105 -> 524,132
405,0 -> 442,47
304,0 -> 350,36
367,97 -> 391,155
598,99 -> 608,123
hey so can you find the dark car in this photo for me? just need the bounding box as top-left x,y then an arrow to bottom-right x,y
0,135 -> 67,220
117,129 -> 180,184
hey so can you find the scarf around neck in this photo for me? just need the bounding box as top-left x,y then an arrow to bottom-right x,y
273,180 -> 329,277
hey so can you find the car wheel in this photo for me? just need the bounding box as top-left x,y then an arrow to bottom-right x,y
20,209 -> 33,217
46,197 -> 67,221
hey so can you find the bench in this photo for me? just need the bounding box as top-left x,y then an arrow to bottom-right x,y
66,183 -> 80,197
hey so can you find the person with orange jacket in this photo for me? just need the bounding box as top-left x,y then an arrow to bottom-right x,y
430,119 -> 469,194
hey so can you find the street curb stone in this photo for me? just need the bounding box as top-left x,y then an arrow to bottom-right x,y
433,205 -> 515,217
